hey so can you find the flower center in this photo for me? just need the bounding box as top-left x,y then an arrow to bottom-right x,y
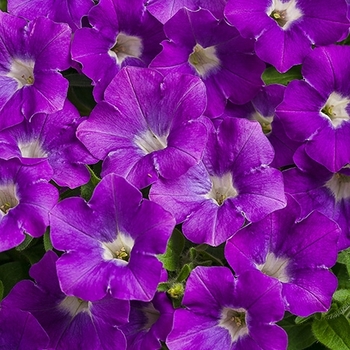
256,252 -> 290,283
325,171 -> 350,202
188,43 -> 220,78
219,307 -> 248,343
101,232 -> 134,265
267,0 -> 303,30
0,183 -> 19,215
109,32 -> 143,65
18,139 -> 48,158
252,112 -> 273,134
134,129 -> 168,155
206,173 -> 238,205
58,296 -> 90,317
321,92 -> 350,128
6,59 -> 35,88
141,303 -> 161,330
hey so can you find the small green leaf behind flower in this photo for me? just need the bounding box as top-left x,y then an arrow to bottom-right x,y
262,65 -> 302,86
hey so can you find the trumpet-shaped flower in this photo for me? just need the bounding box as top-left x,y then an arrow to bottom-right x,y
77,67 -> 208,189
150,8 -> 265,117
0,100 -> 96,188
225,0 -> 349,72
150,117 -> 286,246
0,158 -> 58,252
72,0 -> 165,102
2,251 -> 129,350
225,196 -> 339,316
50,174 -> 175,301
277,45 -> 350,172
0,12 -> 71,129
7,0 -> 94,32
167,267 -> 287,350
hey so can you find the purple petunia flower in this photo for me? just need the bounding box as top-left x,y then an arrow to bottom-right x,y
277,45 -> 350,172
0,307 -> 49,350
2,251 -> 129,350
0,100 -> 96,188
223,84 -> 299,168
150,116 -> 286,246
225,196 -> 339,317
150,8 -> 265,117
284,145 -> 350,250
167,266 -> 287,350
225,0 -> 349,72
120,292 -> 174,349
72,0 -> 165,102
7,0 -> 94,32
50,174 -> 175,302
0,12 -> 71,129
0,158 -> 58,252
77,67 -> 208,189
145,0 -> 227,23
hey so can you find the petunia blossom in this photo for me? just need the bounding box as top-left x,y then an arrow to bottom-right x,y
0,307 -> 49,350
0,12 -> 71,129
0,158 -> 58,252
7,0 -> 94,32
0,100 -> 96,188
225,196 -> 339,316
145,0 -> 227,23
2,250 -> 129,350
167,266 -> 287,350
77,67 -> 208,189
150,8 -> 265,117
284,145 -> 350,250
225,0 -> 349,72
150,116 -> 286,246
50,174 -> 175,301
72,0 -> 165,102
277,45 -> 350,172
120,292 -> 174,349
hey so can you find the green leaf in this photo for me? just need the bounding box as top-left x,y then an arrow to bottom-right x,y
15,234 -> 33,251
43,229 -> 53,251
157,282 -> 170,292
333,263 -> 350,289
286,323 -> 315,350
64,72 -> 92,87
262,65 -> 302,86
0,0 -> 7,11
20,245 -> 45,265
80,166 -> 101,201
295,315 -> 314,325
0,261 -> 30,298
312,314 -> 350,350
176,263 -> 192,282
157,228 -> 185,271
337,249 -> 350,276
333,289 -> 350,304
0,280 -> 4,301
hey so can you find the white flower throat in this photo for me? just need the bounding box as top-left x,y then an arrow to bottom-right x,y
6,58 -> 35,88
267,0 -> 303,30
109,32 -> 143,65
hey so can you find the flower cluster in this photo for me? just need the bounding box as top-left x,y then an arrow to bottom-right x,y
0,0 -> 350,349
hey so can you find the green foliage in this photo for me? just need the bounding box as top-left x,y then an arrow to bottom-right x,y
0,0 -> 7,12
158,228 -> 185,272
262,65 -> 302,86
43,228 -> 53,251
15,234 -> 33,251
312,315 -> 350,350
0,261 -> 29,298
80,165 -> 101,201
279,314 -> 316,350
